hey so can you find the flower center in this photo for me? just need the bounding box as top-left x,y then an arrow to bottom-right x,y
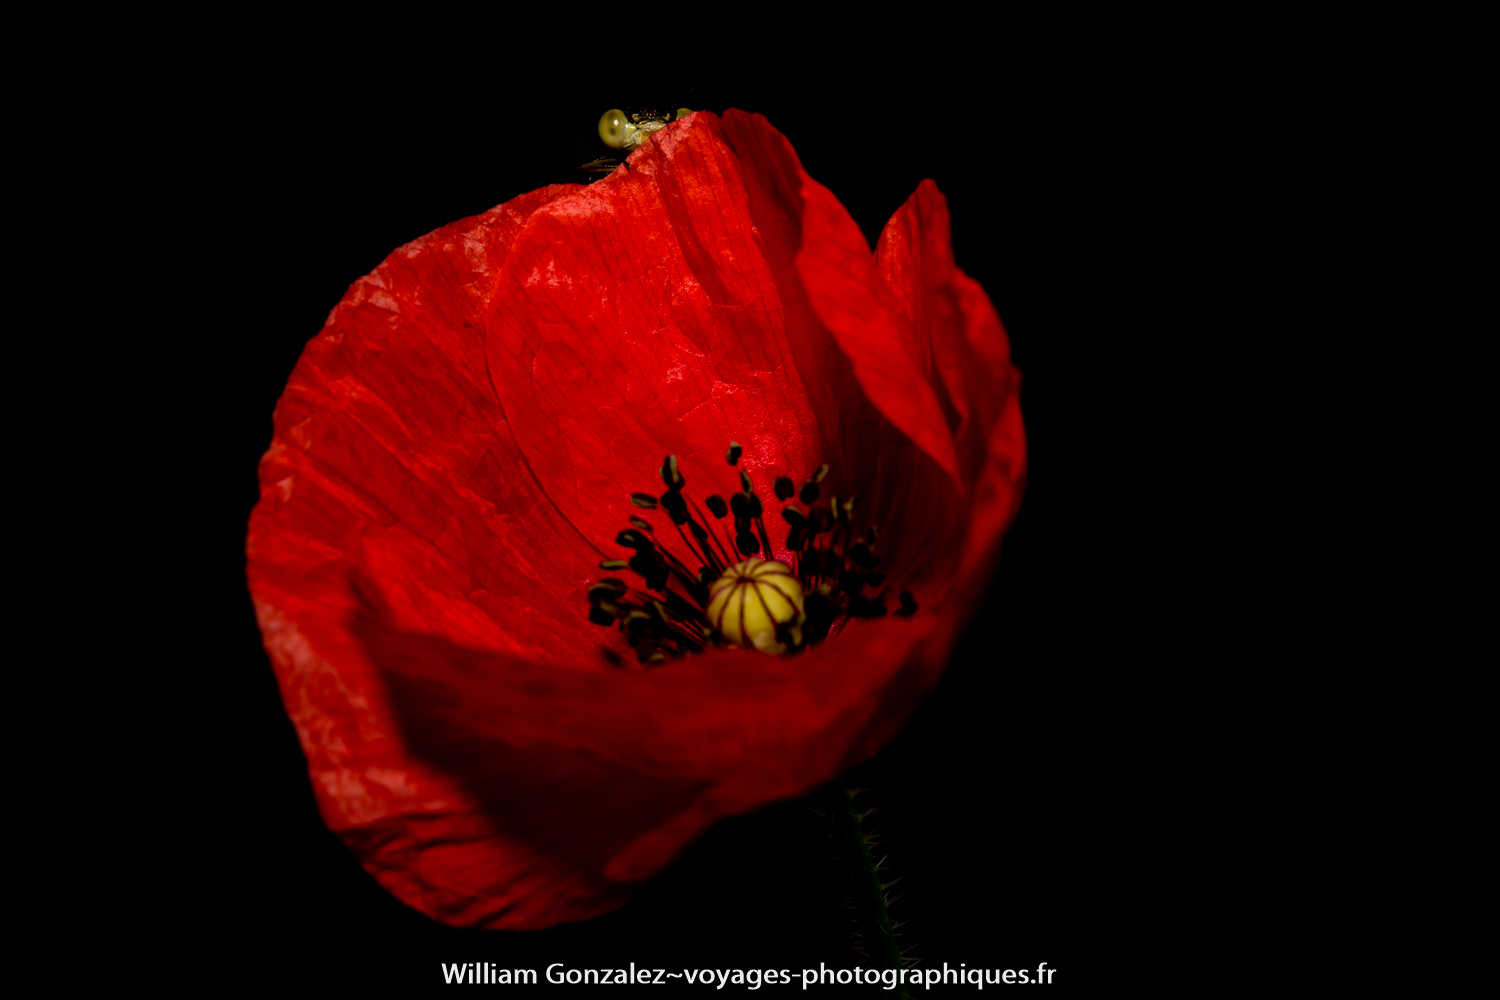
586,443 -> 918,666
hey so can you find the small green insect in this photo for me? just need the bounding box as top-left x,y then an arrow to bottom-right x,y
580,106 -> 694,178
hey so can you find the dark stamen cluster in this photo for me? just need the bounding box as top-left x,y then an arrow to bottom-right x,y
587,442 -> 918,665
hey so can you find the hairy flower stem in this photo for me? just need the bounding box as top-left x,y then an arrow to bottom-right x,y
834,780 -> 912,1000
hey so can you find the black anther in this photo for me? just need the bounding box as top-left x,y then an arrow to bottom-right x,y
660,455 -> 684,490
739,470 -> 752,494
840,569 -> 867,593
803,588 -> 836,644
630,493 -> 659,509
588,607 -> 614,626
747,493 -> 763,518
616,529 -> 650,550
774,476 -> 795,500
625,612 -> 656,639
659,489 -> 688,525
897,591 -> 919,617
629,516 -> 652,531
800,481 -> 819,504
705,494 -> 729,519
781,507 -> 809,529
599,559 -> 629,570
725,442 -> 742,465
736,532 -> 761,556
729,493 -> 750,519
629,552 -> 668,590
775,619 -> 800,649
811,463 -> 830,484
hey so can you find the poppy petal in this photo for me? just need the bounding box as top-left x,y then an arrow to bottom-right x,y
355,586 -> 942,923
794,171 -> 964,483
483,112 -> 829,568
249,184 -> 624,665
873,181 -> 1027,589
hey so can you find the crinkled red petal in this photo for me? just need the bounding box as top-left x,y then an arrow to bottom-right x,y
246,111 -> 1025,930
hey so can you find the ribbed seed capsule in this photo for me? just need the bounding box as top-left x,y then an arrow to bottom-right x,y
705,559 -> 806,655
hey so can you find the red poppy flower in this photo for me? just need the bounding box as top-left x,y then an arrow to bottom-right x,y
246,109 -> 1026,930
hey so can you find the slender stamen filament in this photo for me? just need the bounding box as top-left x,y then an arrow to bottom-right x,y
753,513 -> 773,559
689,496 -> 735,570
673,520 -> 711,575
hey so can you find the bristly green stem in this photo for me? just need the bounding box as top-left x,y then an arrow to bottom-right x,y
836,780 -> 912,1000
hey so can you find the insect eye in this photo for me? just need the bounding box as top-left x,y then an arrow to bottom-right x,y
598,109 -> 635,149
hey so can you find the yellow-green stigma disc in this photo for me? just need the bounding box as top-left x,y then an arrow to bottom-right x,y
706,559 -> 806,655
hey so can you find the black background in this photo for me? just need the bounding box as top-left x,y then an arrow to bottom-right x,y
161,60 -> 1197,990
